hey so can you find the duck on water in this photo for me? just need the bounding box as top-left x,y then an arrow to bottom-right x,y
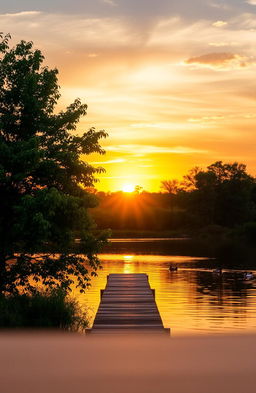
213,269 -> 254,281
169,265 -> 178,272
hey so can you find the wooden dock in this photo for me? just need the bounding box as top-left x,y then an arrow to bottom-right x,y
89,273 -> 169,334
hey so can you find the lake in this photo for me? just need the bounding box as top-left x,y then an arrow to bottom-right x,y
76,238 -> 256,336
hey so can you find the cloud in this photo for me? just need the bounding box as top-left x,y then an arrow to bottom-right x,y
91,158 -> 126,164
2,11 -> 41,17
105,145 -> 208,155
185,52 -> 252,69
102,0 -> 118,6
212,20 -> 228,27
130,122 -> 181,129
2,10 -> 256,59
243,113 -> 256,118
209,2 -> 230,10
188,115 -> 225,123
146,15 -> 256,62
87,53 -> 99,58
0,0 -> 250,22
0,12 -> 133,49
209,41 -> 238,47
247,0 -> 256,5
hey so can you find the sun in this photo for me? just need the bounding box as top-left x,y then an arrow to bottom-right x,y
122,184 -> 135,193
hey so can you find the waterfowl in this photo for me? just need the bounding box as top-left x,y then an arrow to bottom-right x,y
213,268 -> 222,275
169,265 -> 178,272
244,272 -> 254,280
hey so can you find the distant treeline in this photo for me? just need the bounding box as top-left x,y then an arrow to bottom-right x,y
90,161 -> 256,242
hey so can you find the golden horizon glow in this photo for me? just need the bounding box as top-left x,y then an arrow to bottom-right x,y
4,2 -> 256,191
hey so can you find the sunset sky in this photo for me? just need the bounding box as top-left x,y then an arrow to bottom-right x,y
2,0 -> 256,191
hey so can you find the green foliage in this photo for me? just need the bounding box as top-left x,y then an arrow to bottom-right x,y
238,222 -> 256,245
0,34 -> 108,294
191,161 -> 255,226
91,161 -> 256,235
0,289 -> 89,331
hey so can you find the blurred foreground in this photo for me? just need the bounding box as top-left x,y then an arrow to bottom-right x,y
1,332 -> 255,393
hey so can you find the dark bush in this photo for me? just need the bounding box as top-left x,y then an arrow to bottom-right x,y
0,289 -> 88,331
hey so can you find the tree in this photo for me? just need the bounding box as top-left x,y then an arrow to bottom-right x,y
188,161 -> 255,226
161,179 -> 180,194
207,161 -> 250,183
181,167 -> 201,191
0,34 -> 108,295
134,185 -> 143,194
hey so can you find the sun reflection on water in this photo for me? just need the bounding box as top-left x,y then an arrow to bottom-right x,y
123,255 -> 134,273
123,255 -> 134,261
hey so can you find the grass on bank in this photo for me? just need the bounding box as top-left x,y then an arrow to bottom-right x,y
0,289 -> 89,331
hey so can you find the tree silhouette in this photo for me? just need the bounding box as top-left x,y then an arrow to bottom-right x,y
161,179 -> 180,194
188,161 -> 255,226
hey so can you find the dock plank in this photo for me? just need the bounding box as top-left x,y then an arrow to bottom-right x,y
89,273 -> 169,335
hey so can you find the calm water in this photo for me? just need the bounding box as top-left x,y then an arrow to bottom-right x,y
75,239 -> 256,336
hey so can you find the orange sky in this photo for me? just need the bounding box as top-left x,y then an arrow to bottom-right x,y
2,1 -> 256,191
